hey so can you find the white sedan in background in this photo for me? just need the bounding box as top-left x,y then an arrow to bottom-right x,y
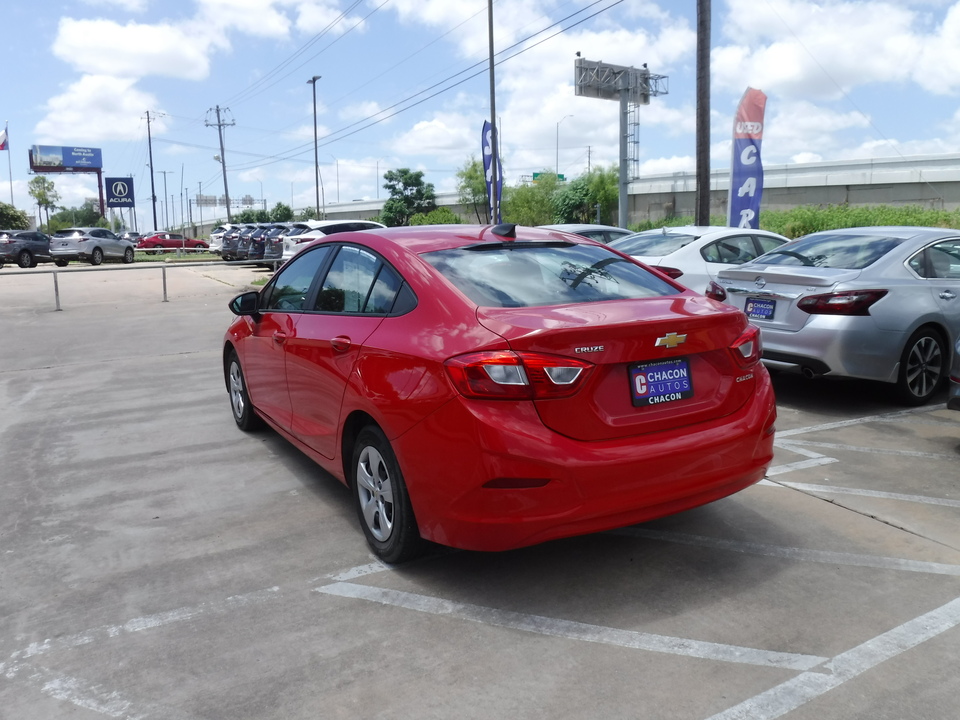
609,226 -> 790,294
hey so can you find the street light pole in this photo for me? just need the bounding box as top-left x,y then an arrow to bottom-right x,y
307,75 -> 326,219
329,155 -> 339,203
556,115 -> 573,177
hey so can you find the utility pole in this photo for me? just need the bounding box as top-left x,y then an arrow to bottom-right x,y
159,170 -> 172,230
695,0 -> 712,225
145,111 -> 158,231
206,106 -> 235,221
307,76 -> 324,219
486,0 -> 500,223
198,181 -> 203,235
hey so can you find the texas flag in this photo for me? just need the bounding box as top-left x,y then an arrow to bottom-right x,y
0,127 -> 7,151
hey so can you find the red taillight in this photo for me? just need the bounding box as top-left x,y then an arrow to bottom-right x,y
706,281 -> 727,302
797,290 -> 888,316
657,266 -> 684,279
444,351 -> 593,400
730,324 -> 762,367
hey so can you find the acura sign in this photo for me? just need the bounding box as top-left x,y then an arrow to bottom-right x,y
105,177 -> 135,208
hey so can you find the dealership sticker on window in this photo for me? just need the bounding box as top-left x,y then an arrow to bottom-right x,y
630,357 -> 694,407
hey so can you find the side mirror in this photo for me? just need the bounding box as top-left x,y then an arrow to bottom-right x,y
229,291 -> 260,317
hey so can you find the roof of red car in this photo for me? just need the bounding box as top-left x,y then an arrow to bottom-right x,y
353,223 -> 592,254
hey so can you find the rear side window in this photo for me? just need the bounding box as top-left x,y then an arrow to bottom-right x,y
315,246 -> 380,312
701,234 -> 756,264
423,243 -> 680,308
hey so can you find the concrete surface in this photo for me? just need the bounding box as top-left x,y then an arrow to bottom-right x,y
1,262 -> 959,720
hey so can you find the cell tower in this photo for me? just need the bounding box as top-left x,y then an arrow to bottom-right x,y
575,58 -> 668,227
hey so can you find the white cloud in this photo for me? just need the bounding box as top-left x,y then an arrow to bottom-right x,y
294,0 -> 367,34
34,75 -> 165,144
81,0 -> 148,11
195,0 -> 292,38
53,19 -> 213,81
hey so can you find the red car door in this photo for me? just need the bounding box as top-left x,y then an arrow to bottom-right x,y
285,245 -> 393,459
241,245 -> 334,432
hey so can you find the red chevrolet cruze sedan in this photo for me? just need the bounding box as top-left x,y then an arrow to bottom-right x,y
223,224 -> 776,562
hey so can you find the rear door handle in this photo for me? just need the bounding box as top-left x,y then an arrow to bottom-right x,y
273,332 -> 288,344
939,290 -> 957,300
331,336 -> 352,352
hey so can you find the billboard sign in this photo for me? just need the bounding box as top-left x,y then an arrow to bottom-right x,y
29,145 -> 103,171
105,177 -> 135,208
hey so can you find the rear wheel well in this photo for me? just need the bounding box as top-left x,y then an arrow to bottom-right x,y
340,410 -> 378,481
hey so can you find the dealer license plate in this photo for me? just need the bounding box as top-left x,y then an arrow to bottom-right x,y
745,297 -> 776,320
630,357 -> 694,407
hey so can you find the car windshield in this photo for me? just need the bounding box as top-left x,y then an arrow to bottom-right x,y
422,243 -> 680,308
610,232 -> 698,257
756,233 -> 905,269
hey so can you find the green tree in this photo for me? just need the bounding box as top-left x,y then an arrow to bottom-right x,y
553,165 -> 619,224
380,168 -> 436,226
270,202 -> 293,222
0,203 -> 30,230
296,206 -> 319,221
501,172 -> 561,226
456,157 -> 489,223
48,202 -> 106,233
409,206 -> 461,225
28,176 -> 61,228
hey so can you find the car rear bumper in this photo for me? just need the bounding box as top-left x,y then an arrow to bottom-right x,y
756,317 -> 904,383
393,371 -> 777,552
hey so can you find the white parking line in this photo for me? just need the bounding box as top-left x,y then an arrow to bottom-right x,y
771,480 -> 960,509
779,440 -> 954,460
611,528 -> 960,576
705,595 -> 960,720
775,405 -> 945,438
314,581 -> 828,671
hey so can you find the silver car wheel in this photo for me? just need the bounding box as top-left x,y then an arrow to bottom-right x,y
901,332 -> 944,403
229,360 -> 246,421
356,445 -> 395,543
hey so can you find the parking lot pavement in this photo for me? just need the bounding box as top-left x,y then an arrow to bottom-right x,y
2,267 -> 960,720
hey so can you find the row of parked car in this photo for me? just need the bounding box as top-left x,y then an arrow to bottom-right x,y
549,223 -> 960,408
209,219 -> 386,265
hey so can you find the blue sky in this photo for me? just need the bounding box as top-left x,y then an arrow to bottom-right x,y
5,0 -> 960,230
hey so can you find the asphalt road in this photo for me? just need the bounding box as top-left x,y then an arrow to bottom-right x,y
1,262 -> 959,720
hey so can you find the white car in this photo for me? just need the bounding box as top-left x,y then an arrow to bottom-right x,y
609,226 -> 790,294
280,220 -> 386,262
209,224 -> 240,256
538,223 -> 634,244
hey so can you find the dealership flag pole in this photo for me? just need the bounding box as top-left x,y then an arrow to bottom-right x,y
2,122 -> 12,207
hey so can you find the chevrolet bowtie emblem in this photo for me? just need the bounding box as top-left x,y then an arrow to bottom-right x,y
655,332 -> 687,349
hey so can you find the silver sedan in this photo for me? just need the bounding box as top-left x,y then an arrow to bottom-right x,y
711,226 -> 960,405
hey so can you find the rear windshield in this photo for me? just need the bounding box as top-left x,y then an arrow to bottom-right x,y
422,243 -> 680,308
53,230 -> 83,238
757,233 -> 905,269
610,231 -> 697,257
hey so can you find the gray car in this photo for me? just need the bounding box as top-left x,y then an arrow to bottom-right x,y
712,226 -> 960,405
0,229 -> 55,268
50,227 -> 136,266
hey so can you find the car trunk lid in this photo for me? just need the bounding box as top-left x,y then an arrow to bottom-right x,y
476,295 -> 757,441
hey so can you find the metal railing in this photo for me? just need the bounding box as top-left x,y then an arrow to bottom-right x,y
0,259 -> 279,310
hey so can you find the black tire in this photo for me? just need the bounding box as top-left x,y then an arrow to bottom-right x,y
90,247 -> 103,266
351,425 -> 423,563
152,244 -> 165,256
894,327 -> 946,406
226,350 -> 264,431
54,259 -> 69,267
17,250 -> 32,269
122,247 -> 134,264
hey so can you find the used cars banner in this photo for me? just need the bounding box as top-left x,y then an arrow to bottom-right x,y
726,88 -> 767,229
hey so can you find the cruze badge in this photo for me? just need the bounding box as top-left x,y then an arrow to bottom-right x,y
755,276 -> 766,289
575,345 -> 604,354
655,332 -> 687,349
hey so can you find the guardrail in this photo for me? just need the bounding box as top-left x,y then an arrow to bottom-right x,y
0,260 -> 280,310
